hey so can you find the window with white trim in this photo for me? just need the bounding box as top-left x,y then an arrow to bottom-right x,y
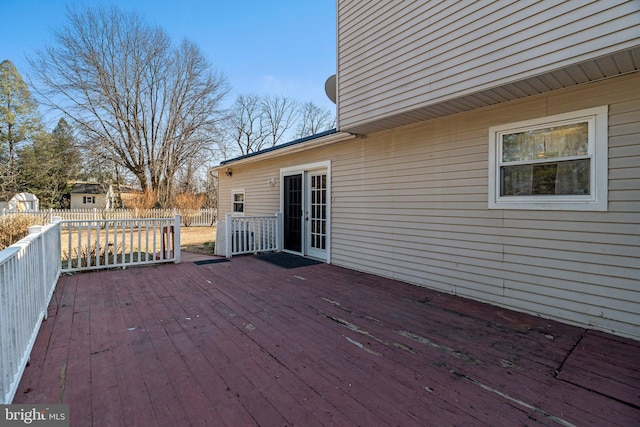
83,196 -> 96,204
488,106 -> 608,211
231,190 -> 245,215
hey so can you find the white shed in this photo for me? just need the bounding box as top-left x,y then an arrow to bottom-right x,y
0,192 -> 39,212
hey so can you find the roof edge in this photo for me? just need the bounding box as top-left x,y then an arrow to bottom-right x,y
216,129 -> 358,168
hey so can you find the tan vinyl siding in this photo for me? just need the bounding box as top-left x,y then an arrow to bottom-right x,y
217,73 -> 640,339
337,0 -> 640,131
218,163 -> 282,216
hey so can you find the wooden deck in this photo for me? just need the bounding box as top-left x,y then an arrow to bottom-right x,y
14,253 -> 640,426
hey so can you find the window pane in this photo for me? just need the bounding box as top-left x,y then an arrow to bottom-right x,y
502,122 -> 588,162
501,159 -> 590,196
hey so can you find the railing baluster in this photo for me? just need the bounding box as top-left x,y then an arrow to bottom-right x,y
129,220 -> 134,267
95,221 -> 101,268
144,220 -> 149,262
137,221 -> 142,265
152,220 -> 157,261
121,219 -> 126,266
112,220 -> 117,267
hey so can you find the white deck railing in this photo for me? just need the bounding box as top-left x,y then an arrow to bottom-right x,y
0,215 -> 182,403
1,208 -> 216,227
225,213 -> 281,257
0,222 -> 61,404
60,215 -> 181,273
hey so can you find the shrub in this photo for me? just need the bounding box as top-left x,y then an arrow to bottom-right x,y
0,215 -> 43,251
127,189 -> 157,211
173,193 -> 206,210
173,193 -> 206,227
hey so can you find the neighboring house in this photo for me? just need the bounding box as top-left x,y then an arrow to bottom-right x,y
70,183 -> 114,210
0,192 -> 39,211
213,2 -> 640,339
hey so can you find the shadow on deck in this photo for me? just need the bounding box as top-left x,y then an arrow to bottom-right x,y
14,253 -> 640,426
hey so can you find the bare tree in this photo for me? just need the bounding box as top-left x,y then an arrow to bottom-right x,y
295,102 -> 335,138
28,6 -> 229,206
261,95 -> 298,147
224,94 -> 301,157
226,94 -> 268,155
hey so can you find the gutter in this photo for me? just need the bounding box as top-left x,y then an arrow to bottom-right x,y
213,130 -> 360,170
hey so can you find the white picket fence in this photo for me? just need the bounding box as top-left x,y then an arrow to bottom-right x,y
60,216 -> 181,273
1,208 -> 216,227
224,213 -> 281,257
0,222 -> 61,404
0,215 -> 182,403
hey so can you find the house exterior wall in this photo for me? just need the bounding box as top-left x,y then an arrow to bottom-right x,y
70,194 -> 109,210
337,0 -> 640,131
218,73 -> 640,339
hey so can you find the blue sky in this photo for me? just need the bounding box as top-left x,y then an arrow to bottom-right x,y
0,0 -> 337,129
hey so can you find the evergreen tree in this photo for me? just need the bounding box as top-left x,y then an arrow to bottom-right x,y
0,59 -> 42,196
18,118 -> 80,208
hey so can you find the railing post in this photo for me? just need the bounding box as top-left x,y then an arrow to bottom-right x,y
275,212 -> 282,251
225,213 -> 232,258
173,215 -> 181,264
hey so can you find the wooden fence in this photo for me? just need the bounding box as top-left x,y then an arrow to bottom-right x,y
1,208 -> 216,227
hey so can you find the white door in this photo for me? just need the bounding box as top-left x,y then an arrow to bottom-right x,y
305,170 -> 328,260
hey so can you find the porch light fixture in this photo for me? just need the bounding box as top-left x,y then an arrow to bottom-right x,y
225,167 -> 232,177
267,178 -> 277,187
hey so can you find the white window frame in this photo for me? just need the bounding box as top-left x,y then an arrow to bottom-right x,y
488,106 -> 608,211
231,189 -> 245,216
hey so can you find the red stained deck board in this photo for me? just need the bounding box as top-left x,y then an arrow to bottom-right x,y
197,257 -> 639,425
185,258 -> 608,424
557,330 -> 640,408
147,266 -> 358,427
63,310 -> 92,426
103,275 -> 158,427
123,268 -> 288,427
180,260 -> 640,426
185,261 -> 554,425
155,264 -> 420,426
181,267 -> 433,420
12,254 -> 640,426
119,277 -> 228,426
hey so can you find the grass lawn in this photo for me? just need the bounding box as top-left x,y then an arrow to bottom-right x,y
179,226 -> 217,255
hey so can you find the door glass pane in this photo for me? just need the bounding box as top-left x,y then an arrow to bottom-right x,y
283,175 -> 302,252
309,173 -> 327,251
